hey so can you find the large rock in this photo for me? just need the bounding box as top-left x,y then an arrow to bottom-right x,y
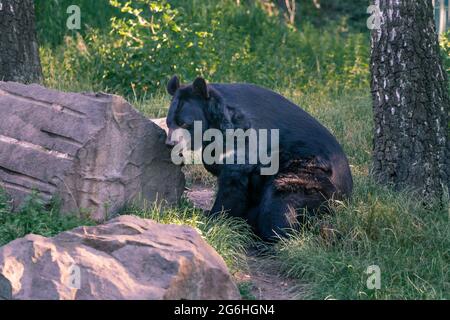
0,82 -> 184,220
0,215 -> 240,300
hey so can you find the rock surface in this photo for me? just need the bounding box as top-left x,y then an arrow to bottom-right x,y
0,215 -> 240,300
0,274 -> 12,300
150,117 -> 168,134
0,82 -> 184,220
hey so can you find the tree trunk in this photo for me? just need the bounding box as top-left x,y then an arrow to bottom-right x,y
371,0 -> 450,198
0,0 -> 42,83
439,0 -> 447,36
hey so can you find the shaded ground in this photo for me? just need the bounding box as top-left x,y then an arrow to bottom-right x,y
234,253 -> 307,300
185,184 -> 305,300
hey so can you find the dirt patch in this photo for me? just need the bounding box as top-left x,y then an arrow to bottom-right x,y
185,184 -> 306,300
234,253 -> 307,300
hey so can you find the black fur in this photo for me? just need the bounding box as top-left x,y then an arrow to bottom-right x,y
166,76 -> 353,241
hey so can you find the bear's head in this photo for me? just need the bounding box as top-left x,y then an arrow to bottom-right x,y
165,76 -> 233,150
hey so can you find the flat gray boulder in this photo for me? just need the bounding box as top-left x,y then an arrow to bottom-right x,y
0,215 -> 240,300
0,82 -> 184,220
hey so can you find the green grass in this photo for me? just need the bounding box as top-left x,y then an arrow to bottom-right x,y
0,192 -> 95,247
237,282 -> 257,300
276,176 -> 449,299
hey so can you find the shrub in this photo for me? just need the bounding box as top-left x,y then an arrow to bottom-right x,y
38,0 -> 371,97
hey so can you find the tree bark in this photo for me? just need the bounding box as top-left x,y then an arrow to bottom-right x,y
0,0 -> 42,83
371,0 -> 450,198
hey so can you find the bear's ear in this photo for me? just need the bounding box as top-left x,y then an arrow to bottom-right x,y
193,77 -> 209,99
167,75 -> 180,96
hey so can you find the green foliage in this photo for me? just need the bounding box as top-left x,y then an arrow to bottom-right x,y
304,0 -> 370,31
92,0 -> 210,95
438,32 -> 450,132
37,0 -> 370,97
39,35 -> 102,92
0,191 -> 95,247
238,281 -> 257,300
35,0 -> 118,46
440,31 -> 450,74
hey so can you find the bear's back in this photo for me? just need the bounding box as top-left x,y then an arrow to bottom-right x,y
211,83 -> 353,196
211,83 -> 340,154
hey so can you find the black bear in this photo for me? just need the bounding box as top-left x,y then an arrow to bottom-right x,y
165,76 -> 353,241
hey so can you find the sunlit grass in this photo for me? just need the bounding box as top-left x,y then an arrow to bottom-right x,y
276,176 -> 449,299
